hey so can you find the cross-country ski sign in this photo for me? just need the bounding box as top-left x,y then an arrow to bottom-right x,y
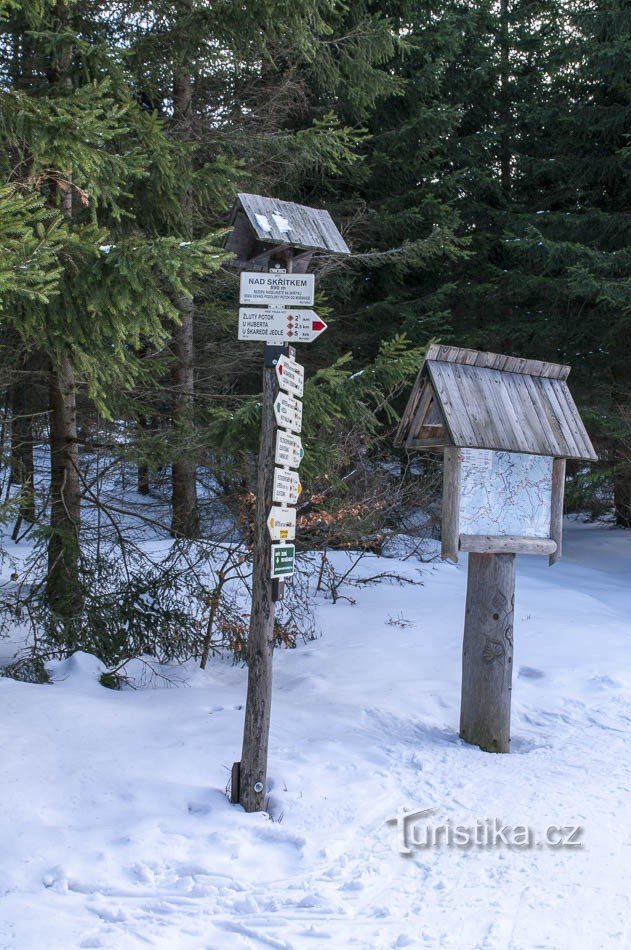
275,430 -> 303,468
271,542 -> 295,579
273,467 -> 301,505
275,353 -> 304,398
238,308 -> 326,343
240,272 -> 315,307
267,506 -> 296,542
274,391 -> 302,433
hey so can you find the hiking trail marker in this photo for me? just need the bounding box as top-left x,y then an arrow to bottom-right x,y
267,506 -> 296,542
238,307 -> 326,343
239,272 -> 315,307
275,431 -> 303,468
226,193 -> 349,813
275,353 -> 304,397
273,391 -> 302,433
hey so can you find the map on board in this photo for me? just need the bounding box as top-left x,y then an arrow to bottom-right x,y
458,449 -> 553,538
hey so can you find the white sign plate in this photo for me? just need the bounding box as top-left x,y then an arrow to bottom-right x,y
238,308 -> 326,343
275,430 -> 303,468
240,273 -> 315,307
275,353 -> 304,397
273,467 -> 301,505
267,506 -> 297,542
274,391 -> 302,433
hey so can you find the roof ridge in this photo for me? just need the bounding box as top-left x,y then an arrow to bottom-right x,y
425,344 -> 570,381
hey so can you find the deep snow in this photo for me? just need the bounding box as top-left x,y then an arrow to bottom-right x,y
1,519 -> 630,949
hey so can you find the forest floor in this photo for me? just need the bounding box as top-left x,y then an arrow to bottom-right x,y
0,518 -> 630,949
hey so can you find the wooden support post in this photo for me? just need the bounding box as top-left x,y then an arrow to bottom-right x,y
441,446 -> 461,562
460,552 -> 516,753
549,458 -> 566,566
235,252 -> 296,813
237,342 -> 279,812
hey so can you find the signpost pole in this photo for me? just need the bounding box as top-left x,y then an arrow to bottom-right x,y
235,253 -> 295,812
460,552 -> 516,753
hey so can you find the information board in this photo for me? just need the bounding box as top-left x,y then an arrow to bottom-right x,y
458,449 -> 553,538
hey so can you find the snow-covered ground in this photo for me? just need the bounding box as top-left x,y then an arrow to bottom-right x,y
1,519 -> 630,949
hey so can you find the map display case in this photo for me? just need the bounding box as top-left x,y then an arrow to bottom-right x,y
395,344 -> 597,564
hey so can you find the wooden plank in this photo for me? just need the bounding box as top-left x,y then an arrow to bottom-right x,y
500,373 -> 547,455
427,362 -> 477,447
536,377 -> 583,459
405,378 -> 434,443
459,535 -> 557,555
237,193 -> 350,254
552,382 -> 598,461
405,434 -> 451,451
452,364 -> 501,448
521,373 -> 564,457
549,458 -> 566,566
441,447 -> 461,562
480,371 -> 524,452
460,553 -> 516,753
395,370 -> 425,445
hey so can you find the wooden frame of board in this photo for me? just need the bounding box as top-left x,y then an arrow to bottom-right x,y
395,345 -> 597,566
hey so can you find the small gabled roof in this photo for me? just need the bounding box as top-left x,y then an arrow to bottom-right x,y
225,193 -> 350,259
396,344 -> 597,461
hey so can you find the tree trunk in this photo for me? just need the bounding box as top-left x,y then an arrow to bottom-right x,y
10,356 -> 36,524
46,5 -> 82,618
614,449 -> 631,527
460,552 -> 515,753
169,41 -> 199,539
47,352 -> 82,617
499,0 -> 511,196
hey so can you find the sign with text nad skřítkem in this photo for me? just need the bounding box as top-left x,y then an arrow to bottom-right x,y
239,272 -> 315,307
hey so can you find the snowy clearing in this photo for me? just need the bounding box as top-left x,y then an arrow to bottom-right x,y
1,519 -> 630,949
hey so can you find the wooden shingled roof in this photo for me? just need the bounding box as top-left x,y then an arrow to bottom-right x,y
396,344 -> 597,461
225,193 -> 350,260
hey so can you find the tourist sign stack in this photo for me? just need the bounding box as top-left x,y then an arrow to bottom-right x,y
269,351 -> 305,579
238,273 -> 321,583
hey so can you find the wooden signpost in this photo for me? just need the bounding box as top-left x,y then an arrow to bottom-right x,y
225,194 -> 349,811
396,344 -> 597,754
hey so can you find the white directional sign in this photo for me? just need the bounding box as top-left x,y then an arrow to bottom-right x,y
275,430 -> 303,468
240,272 -> 315,307
273,467 -> 301,505
274,391 -> 302,433
267,506 -> 296,542
275,353 -> 304,398
238,308 -> 327,343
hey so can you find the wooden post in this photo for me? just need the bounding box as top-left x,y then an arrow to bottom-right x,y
236,253 -> 295,813
549,457 -> 566,566
460,552 -> 515,753
441,446 -> 461,562
237,342 -> 279,812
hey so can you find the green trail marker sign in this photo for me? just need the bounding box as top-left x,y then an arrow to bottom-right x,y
271,542 -> 295,579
